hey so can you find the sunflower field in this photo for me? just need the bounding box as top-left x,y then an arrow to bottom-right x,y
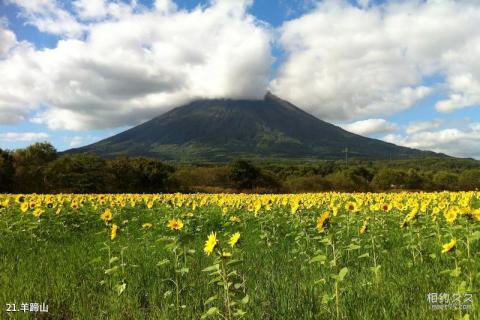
0,192 -> 479,319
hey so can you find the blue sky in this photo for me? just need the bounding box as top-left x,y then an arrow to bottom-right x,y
1,0 -> 480,158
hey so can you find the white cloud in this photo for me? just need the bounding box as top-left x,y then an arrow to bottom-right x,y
406,119 -> 443,135
356,0 -> 371,8
0,21 -> 17,56
67,136 -> 84,147
341,118 -> 398,136
0,132 -> 49,141
7,0 -> 85,37
0,0 -> 273,130
271,0 -> 480,121
383,123 -> 480,159
73,0 -> 109,20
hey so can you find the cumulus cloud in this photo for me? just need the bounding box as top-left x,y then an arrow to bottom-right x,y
406,119 -> 443,135
384,123 -> 480,159
73,0 -> 110,20
7,0 -> 85,37
341,118 -> 398,137
0,0 -> 273,130
67,136 -> 84,147
270,0 -> 480,121
0,132 -> 49,141
0,20 -> 17,56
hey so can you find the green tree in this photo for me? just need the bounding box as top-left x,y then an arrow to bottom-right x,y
107,156 -> 174,193
403,169 -> 424,190
284,175 -> 332,192
228,160 -> 260,189
326,169 -> 369,192
458,169 -> 480,190
13,142 -> 57,192
45,153 -> 107,193
433,171 -> 459,190
370,168 -> 405,190
0,149 -> 14,192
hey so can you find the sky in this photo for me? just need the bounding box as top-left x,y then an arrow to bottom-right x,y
1,0 -> 480,158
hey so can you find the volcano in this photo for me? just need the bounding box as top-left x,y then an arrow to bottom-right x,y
67,93 -> 443,161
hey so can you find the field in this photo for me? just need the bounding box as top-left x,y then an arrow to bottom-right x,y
0,192 -> 479,320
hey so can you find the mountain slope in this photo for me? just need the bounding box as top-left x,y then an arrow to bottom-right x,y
68,93 -> 444,161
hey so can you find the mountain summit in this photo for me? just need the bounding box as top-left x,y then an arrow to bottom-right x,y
68,93 -> 442,161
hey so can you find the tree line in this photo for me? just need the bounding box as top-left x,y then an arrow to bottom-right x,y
1,142 -> 480,194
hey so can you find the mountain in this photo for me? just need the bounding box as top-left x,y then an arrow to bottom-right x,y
67,93 -> 445,161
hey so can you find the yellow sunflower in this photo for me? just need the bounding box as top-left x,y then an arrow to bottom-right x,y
167,219 -> 184,231
204,232 -> 217,256
228,232 -> 241,247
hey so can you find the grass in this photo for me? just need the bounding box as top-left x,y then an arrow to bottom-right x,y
0,193 -> 479,319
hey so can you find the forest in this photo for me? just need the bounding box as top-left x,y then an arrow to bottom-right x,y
1,142 -> 480,194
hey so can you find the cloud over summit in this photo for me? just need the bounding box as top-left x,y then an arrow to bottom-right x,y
1,0 -> 272,130
1,0 -> 480,159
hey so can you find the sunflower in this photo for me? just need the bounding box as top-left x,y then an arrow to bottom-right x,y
221,251 -> 232,258
142,223 -> 153,229
204,232 -> 217,256
441,239 -> 457,253
20,202 -> 29,213
472,209 -> 480,221
380,203 -> 391,211
359,219 -> 368,234
101,209 -> 113,222
15,195 -> 26,204
316,211 -> 330,233
167,218 -> 184,231
345,201 -> 357,213
229,215 -> 241,223
111,224 -> 119,240
32,208 -> 44,218
228,232 -> 241,247
444,208 -> 458,224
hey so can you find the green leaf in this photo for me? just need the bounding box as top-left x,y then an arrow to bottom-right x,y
115,282 -> 126,296
309,255 -> 327,264
450,267 -> 461,277
227,259 -> 242,266
109,257 -> 119,264
208,276 -> 222,284
204,295 -> 218,305
233,309 -> 247,317
321,293 -> 331,304
338,267 -> 349,282
163,290 -> 172,298
234,283 -> 242,289
89,257 -> 102,264
314,278 -> 326,285
439,269 -> 451,275
201,307 -> 219,319
346,244 -> 361,251
470,231 -> 480,242
240,294 -> 249,305
157,259 -> 170,266
370,265 -> 381,274
202,264 -> 220,272
176,267 -> 189,275
104,266 -> 119,274
358,253 -> 369,259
